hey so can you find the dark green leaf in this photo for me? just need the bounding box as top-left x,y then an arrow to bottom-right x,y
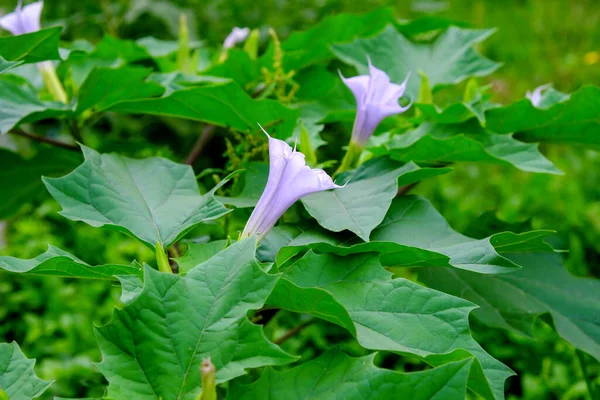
419,252 -> 600,361
268,251 -> 512,399
332,25 -> 500,97
0,27 -> 61,63
96,239 -> 295,400
43,146 -> 231,248
202,49 -> 260,87
0,341 -> 52,400
229,349 -> 472,400
0,245 -> 142,279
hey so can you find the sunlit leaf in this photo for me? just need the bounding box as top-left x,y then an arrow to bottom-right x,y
0,27 -> 61,64
0,342 -> 52,400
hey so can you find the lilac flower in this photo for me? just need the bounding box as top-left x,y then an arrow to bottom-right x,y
526,83 -> 552,107
0,0 -> 43,36
241,125 -> 342,242
223,27 -> 250,49
340,58 -> 411,147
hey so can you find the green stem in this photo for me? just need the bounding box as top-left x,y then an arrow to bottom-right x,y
336,141 -> 364,175
155,241 -> 173,274
38,62 -> 68,104
177,13 -> 191,74
576,350 -> 597,400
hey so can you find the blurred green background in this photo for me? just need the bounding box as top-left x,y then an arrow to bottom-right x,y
0,0 -> 598,398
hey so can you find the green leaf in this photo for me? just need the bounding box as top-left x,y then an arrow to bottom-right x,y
96,239 -> 295,400
175,240 -> 228,274
107,81 -> 299,139
43,146 -> 231,248
369,122 -> 561,174
486,85 -> 600,147
76,66 -> 164,114
202,49 -> 260,87
332,25 -> 500,97
267,251 -> 512,400
147,72 -> 227,96
276,7 -> 395,70
0,341 -> 52,400
229,349 -> 472,400
419,252 -> 600,361
0,27 -> 61,63
0,80 -> 70,134
217,162 -> 269,208
0,148 -> 81,219
302,158 -> 452,241
0,56 -> 22,74
0,245 -> 142,279
262,196 -> 554,274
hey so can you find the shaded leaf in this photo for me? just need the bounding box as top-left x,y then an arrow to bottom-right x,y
0,245 -> 142,279
0,342 -> 52,400
332,25 -> 500,97
96,239 -> 295,400
229,349 -> 472,400
43,146 -> 231,248
419,252 -> 600,361
202,49 -> 260,87
0,57 -> 22,74
267,251 -> 512,399
0,27 -> 61,63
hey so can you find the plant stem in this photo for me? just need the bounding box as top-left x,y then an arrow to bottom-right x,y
10,129 -> 79,151
335,141 -> 363,175
68,120 -> 85,144
274,318 -> 315,345
185,125 -> 216,165
38,62 -> 68,104
397,182 -> 418,196
576,350 -> 597,400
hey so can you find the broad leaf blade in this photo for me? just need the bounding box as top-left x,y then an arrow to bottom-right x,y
43,146 -> 231,248
0,342 -> 52,400
332,25 -> 500,97
419,252 -> 600,361
0,27 -> 61,63
0,56 -> 22,74
0,245 -> 142,279
96,239 -> 295,400
229,350 -> 473,400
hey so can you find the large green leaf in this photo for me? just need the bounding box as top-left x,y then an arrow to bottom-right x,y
229,349 -> 472,400
0,80 -> 70,134
486,85 -> 600,147
0,245 -> 142,279
175,240 -> 228,274
43,146 -> 231,248
261,196 -> 554,274
332,25 -> 500,97
369,122 -> 561,174
0,342 -> 52,400
107,81 -> 299,139
0,148 -> 81,219
267,251 -> 512,400
96,239 -> 295,400
0,27 -> 61,63
275,7 -> 395,70
76,66 -> 164,114
419,252 -> 600,361
202,49 -> 260,87
0,56 -> 22,74
302,158 -> 452,241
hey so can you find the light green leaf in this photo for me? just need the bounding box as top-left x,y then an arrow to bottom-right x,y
175,240 -> 228,274
0,27 -> 61,64
96,239 -> 295,400
268,251 -> 512,399
0,245 -> 142,279
229,349 -> 472,400
0,342 -> 52,400
76,66 -> 164,114
369,122 -> 561,174
486,85 -> 600,147
0,80 -> 70,134
302,158 -> 452,241
107,81 -> 299,139
43,146 -> 231,248
275,7 -> 395,70
0,57 -> 22,74
332,25 -> 500,97
261,196 -> 554,274
0,148 -> 81,219
419,252 -> 600,361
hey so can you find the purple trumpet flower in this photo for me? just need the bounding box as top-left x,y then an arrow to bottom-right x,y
0,0 -> 42,36
526,83 -> 552,107
340,58 -> 411,147
223,27 -> 250,49
241,125 -> 342,242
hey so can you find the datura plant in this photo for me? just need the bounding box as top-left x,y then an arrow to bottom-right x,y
0,2 -> 599,400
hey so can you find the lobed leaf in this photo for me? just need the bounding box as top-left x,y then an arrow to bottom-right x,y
0,342 -> 52,400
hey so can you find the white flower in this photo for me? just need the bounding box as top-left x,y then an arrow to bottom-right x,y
0,0 -> 43,36
223,27 -> 250,49
526,83 -> 552,107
